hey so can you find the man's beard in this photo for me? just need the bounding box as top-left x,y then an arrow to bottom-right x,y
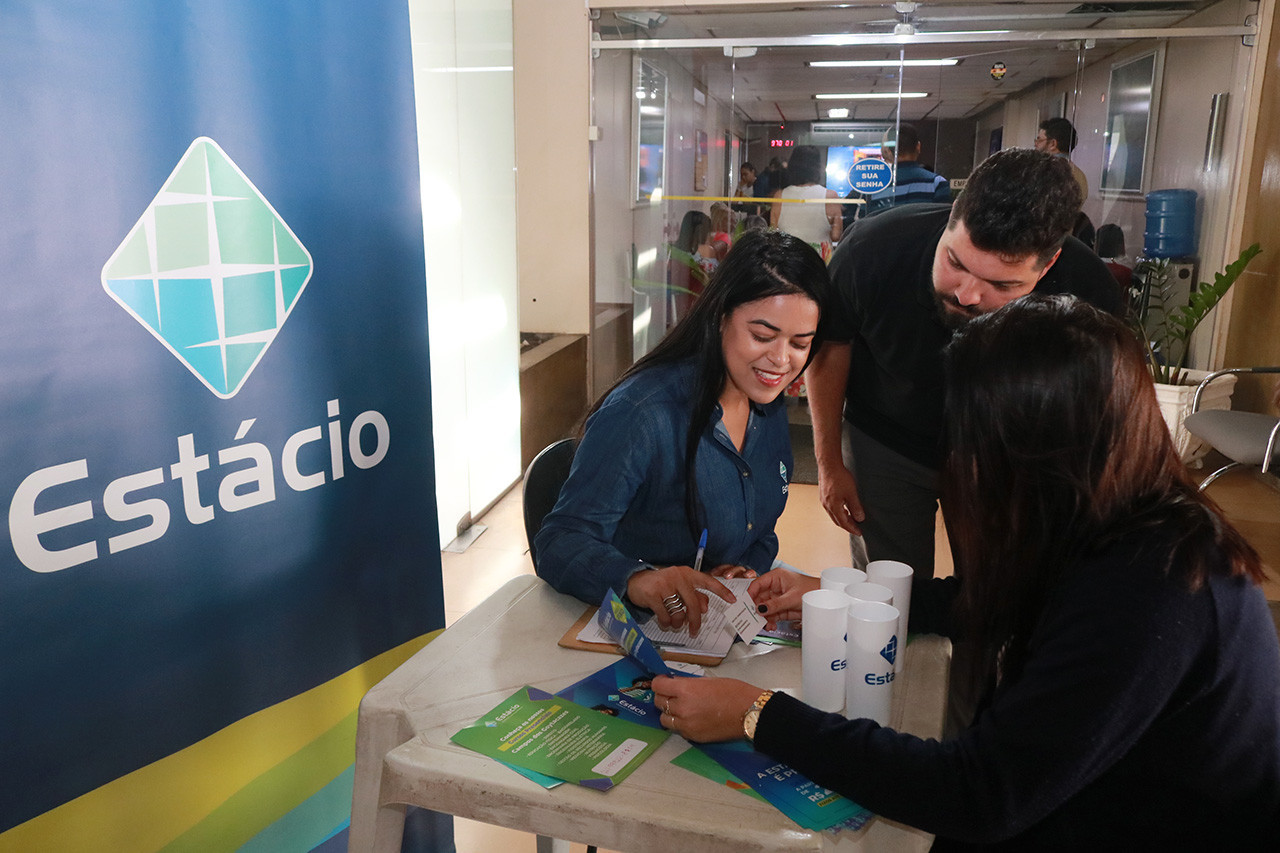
933,289 -> 980,330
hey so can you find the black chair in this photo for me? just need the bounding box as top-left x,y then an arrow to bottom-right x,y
1183,367 -> 1280,491
521,438 -> 577,567
522,438 -> 595,853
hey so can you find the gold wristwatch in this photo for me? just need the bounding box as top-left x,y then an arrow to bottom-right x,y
742,689 -> 775,742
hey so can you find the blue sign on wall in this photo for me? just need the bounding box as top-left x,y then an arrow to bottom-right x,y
850,158 -> 894,194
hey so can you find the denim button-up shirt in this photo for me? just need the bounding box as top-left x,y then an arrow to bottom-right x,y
534,359 -> 792,606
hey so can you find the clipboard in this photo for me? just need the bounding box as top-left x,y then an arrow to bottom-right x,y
557,605 -> 727,666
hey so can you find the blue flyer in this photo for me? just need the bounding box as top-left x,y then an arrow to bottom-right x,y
697,736 -> 871,831
595,589 -> 674,676
558,656 -> 665,730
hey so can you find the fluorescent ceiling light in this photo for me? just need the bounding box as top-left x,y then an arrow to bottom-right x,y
827,108 -> 850,118
808,59 -> 958,67
814,92 -> 928,99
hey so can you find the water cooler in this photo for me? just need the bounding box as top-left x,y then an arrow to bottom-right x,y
1134,189 -> 1198,345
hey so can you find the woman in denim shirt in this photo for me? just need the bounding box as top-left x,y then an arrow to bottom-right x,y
535,229 -> 830,635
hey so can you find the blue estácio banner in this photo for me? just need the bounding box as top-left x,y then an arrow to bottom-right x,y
0,3 -> 446,850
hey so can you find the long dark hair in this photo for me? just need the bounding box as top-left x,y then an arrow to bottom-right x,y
784,145 -> 824,186
942,295 -> 1262,684
675,210 -> 712,253
587,228 -> 830,539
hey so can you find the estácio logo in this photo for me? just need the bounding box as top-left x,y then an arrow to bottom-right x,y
101,137 -> 313,398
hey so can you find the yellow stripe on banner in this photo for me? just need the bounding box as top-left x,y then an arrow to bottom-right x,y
0,630 -> 441,853
161,711 -> 359,853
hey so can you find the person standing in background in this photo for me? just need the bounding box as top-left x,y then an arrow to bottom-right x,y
755,157 -> 784,201
732,162 -> 760,218
771,145 -> 841,260
1036,117 -> 1089,202
847,123 -> 951,228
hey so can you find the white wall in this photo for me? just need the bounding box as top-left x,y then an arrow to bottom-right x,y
409,0 -> 522,545
989,0 -> 1257,367
513,0 -> 593,334
592,50 -> 641,309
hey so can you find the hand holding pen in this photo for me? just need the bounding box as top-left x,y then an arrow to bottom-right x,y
623,528 -> 733,635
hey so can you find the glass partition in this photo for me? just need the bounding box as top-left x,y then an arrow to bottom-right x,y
589,5 -> 1252,391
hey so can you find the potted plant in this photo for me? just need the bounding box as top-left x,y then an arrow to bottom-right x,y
1133,242 -> 1262,463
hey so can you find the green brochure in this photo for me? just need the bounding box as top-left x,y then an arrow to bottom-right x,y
452,685 -> 669,791
671,747 -> 767,803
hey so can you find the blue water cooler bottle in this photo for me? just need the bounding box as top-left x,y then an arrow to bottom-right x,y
1136,189 -> 1198,344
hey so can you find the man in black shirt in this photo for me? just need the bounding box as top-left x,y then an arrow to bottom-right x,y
807,149 -> 1122,579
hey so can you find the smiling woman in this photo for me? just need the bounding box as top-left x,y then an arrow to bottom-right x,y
718,293 -> 820,449
534,230 -> 830,635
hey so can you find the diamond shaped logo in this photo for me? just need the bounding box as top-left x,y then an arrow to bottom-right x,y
101,137 -> 313,398
880,635 -> 897,665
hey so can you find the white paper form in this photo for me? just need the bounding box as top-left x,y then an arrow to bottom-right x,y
575,577 -> 762,658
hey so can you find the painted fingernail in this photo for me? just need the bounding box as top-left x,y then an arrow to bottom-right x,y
757,604 -> 768,613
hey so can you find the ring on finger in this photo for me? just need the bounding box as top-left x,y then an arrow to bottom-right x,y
664,697 -> 671,714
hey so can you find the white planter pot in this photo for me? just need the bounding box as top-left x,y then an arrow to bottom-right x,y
1154,368 -> 1237,465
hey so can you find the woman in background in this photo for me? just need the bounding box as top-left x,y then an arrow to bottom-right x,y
770,145 -> 841,259
669,209 -> 720,321
536,230 -> 830,636
709,201 -> 734,260
653,296 -> 1280,848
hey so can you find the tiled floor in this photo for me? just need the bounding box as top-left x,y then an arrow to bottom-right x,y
439,465 -> 1280,852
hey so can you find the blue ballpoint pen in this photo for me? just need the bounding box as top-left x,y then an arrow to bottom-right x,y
693,528 -> 708,573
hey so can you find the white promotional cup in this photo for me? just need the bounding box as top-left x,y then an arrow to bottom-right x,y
845,599 -> 899,725
866,561 -> 913,673
820,566 -> 867,595
801,588 -> 853,712
846,581 -> 894,606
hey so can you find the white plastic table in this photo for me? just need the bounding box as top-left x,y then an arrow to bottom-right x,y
350,575 -> 950,853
